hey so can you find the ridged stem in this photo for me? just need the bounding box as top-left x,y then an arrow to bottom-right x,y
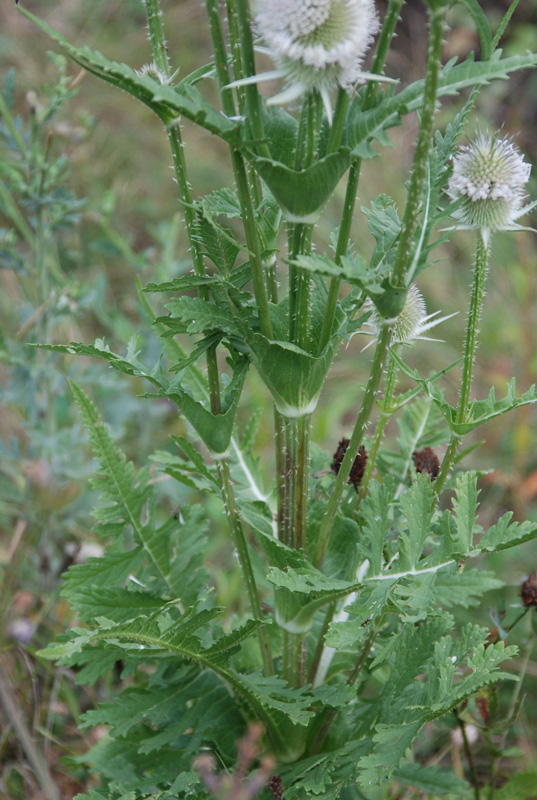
391,6 -> 445,288
315,324 -> 392,568
435,232 -> 490,493
207,0 -> 273,339
357,348 -> 400,505
147,0 -> 273,675
217,460 -> 273,676
235,0 -> 270,158
310,628 -> 377,754
317,0 -> 404,355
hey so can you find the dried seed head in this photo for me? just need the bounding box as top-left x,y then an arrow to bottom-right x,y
331,438 -> 367,491
349,445 -> 368,490
448,134 -> 531,235
521,572 -> 537,607
268,775 -> 285,800
331,437 -> 350,474
412,447 -> 440,480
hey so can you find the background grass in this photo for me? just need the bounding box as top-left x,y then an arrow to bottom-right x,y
1,1 -> 537,797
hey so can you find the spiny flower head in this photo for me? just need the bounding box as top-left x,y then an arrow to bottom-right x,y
362,285 -> 455,348
447,134 -> 532,237
135,61 -> 169,85
252,0 -> 380,119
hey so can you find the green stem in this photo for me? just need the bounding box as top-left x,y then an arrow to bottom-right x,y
289,93 -> 321,347
490,614 -> 534,799
217,460 -> 273,676
235,0 -> 270,158
0,89 -> 28,158
457,715 -> 480,800
295,415 -> 310,553
283,417 -> 297,549
225,0 -> 245,108
357,348 -> 400,505
206,0 -> 273,339
317,0 -> 404,354
146,0 -> 272,674
307,600 -> 336,686
326,89 -> 349,154
279,414 -> 311,688
435,232 -> 490,493
231,151 -> 274,339
144,0 -> 171,76
310,629 -> 377,754
315,325 -> 392,568
391,6 -> 445,288
317,159 -> 361,354
295,225 -> 314,349
274,407 -> 288,542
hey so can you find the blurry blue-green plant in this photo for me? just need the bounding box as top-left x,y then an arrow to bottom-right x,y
20,0 -> 537,797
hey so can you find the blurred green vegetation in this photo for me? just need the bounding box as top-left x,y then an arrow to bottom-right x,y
1,0 -> 537,797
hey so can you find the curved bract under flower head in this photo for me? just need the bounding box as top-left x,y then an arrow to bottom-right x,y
254,0 -> 379,115
447,134 -> 532,237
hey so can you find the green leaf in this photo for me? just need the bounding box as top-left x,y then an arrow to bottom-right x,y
165,296 -> 242,336
41,340 -> 248,455
450,472 -> 481,556
250,149 -> 351,222
153,443 -> 221,494
325,581 -> 395,650
69,381 -> 175,592
479,512 -> 537,552
245,330 -> 338,418
392,355 -> 537,435
399,474 -> 436,570
358,480 -> 391,575
434,568 -> 503,608
357,721 -> 423,788
495,773 -> 537,800
392,763 -> 470,796
237,672 -> 314,726
460,0 -> 492,60
18,7 -> 241,144
293,251 -> 384,299
62,548 -> 145,598
144,274 -> 218,293
345,51 -> 537,156
66,587 -> 166,624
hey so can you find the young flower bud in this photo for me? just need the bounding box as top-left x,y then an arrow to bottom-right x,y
447,134 -> 532,238
362,285 -> 455,348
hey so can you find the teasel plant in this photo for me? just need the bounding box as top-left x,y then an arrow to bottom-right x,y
16,0 -> 537,797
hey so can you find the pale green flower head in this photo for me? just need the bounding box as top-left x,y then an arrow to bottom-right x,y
447,134 -> 533,241
241,0 -> 381,121
362,285 -> 455,349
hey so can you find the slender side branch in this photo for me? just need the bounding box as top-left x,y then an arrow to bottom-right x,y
317,0 -> 404,355
391,6 -> 445,288
435,232 -> 489,492
146,0 -> 272,674
315,324 -> 391,567
235,0 -> 270,158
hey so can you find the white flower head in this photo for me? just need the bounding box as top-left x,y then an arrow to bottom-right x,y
229,0 -> 384,122
362,285 -> 456,350
447,133 -> 534,242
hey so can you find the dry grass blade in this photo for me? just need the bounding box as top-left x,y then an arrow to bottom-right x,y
0,667 -> 61,800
